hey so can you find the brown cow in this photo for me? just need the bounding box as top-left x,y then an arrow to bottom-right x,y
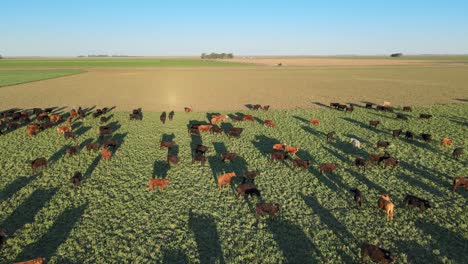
350,188 -> 364,208
103,140 -> 118,149
355,157 -> 367,170
452,177 -> 468,192
320,163 -> 338,174
402,194 -> 432,211
243,115 -> 255,121
184,107 -> 192,113
70,171 -> 82,187
392,129 -> 402,138
369,120 -> 380,128
49,114 -> 62,123
31,157 -> 47,172
292,158 -> 311,170
272,143 -> 286,151
66,146 -> 79,157
264,120 -> 276,128
160,141 -> 175,149
421,133 -> 432,142
221,152 -> 237,162
361,243 -> 395,264
252,104 -> 262,110
419,114 -> 432,119
56,126 -> 71,134
377,141 -> 390,148
99,126 -> 112,137
383,157 -> 399,168
86,143 -> 100,151
194,144 -> 209,155
285,146 -> 299,156
256,202 -> 280,217
271,151 -> 288,162
210,126 -> 223,135
167,154 -> 179,165
244,171 -> 260,181
310,118 -> 320,125
192,153 -> 207,166
327,131 -> 336,142
228,127 -> 244,138
262,105 -> 270,111
13,257 -> 46,264
453,147 -> 464,159
403,106 -> 412,112
378,194 -> 394,220
160,112 -> 167,124
236,183 -> 256,197
168,111 -> 175,121
441,138 -> 452,146
64,132 -> 76,140
198,125 -> 213,132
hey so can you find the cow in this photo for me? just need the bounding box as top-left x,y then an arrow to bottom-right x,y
210,126 -> 223,135
452,177 -> 468,192
252,104 -> 262,110
39,123 -> 53,130
256,202 -> 280,217
421,133 -> 432,142
345,105 -> 354,113
310,118 -> 320,125
264,120 -> 276,128
228,127 -> 244,138
184,107 -> 192,113
13,257 -> 46,264
441,138 -> 452,146
92,109 -> 103,118
160,141 -> 175,149
70,109 -> 79,118
31,157 -> 47,172
419,114 -> 433,119
160,112 -> 167,124
167,154 -> 179,165
351,138 -> 361,149
392,129 -> 402,138
194,144 -> 209,155
369,120 -> 380,128
273,143 -> 286,151
377,141 -> 390,148
405,131 -> 415,139
453,147 -> 464,159
70,171 -> 82,187
189,127 -> 200,136
378,194 -> 394,220
64,132 -> 76,140
192,153 -> 207,166
101,148 -> 112,160
66,146 -> 79,157
361,243 -> 395,264
336,104 -> 347,111
292,158 -> 311,170
403,106 -> 412,112
100,116 -> 110,124
232,115 -> 243,122
86,143 -> 100,151
383,157 -> 399,168
330,102 -> 340,108
236,183 -> 256,197
168,111 -> 174,121
244,188 -> 261,197
271,151 -> 288,162
103,140 -> 118,149
320,163 -> 338,174
402,194 -> 432,211
49,114 -> 61,123
350,188 -> 364,208
221,152 -> 237,162
244,171 -> 260,181
262,105 -> 270,111
198,125 -> 213,132
285,146 -> 299,156
365,103 -> 373,109
56,126 -> 71,134
243,115 -> 255,121
218,172 -> 236,189
0,228 -> 7,249
327,131 -> 336,142
355,157 -> 367,170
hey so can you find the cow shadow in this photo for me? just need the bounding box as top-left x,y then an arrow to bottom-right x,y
453,98 -> 468,102
344,168 -> 386,194
323,146 -> 349,163
162,248 -> 189,264
48,145 -> 69,164
153,160 -> 170,179
83,154 -> 101,179
1,188 -> 58,237
75,126 -> 92,137
266,218 -> 321,263
110,132 -> 128,154
51,106 -> 67,115
208,142 -> 229,184
342,117 -> 383,134
0,174 -> 38,204
14,203 -> 87,262
188,210 -> 225,264
400,137 -> 438,153
301,126 -> 326,138
254,116 -> 264,125
107,121 -> 121,133
397,240 -> 438,264
301,194 -> 355,263
394,172 -> 445,197
417,220 -> 468,263
220,122 -> 234,134
293,116 -> 310,124
168,144 -> 179,156
252,135 -> 280,156
245,104 -> 253,110
312,101 -> 331,108
400,161 -> 449,188
71,121 -> 82,130
79,138 -> 94,150
162,133 -> 175,142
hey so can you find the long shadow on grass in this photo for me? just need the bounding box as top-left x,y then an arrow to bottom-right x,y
252,135 -> 280,156
343,168 -> 386,194
188,210 -> 225,264
293,116 -> 309,125
400,137 -> 438,154
48,145 -> 69,164
75,126 -> 92,137
79,138 -> 94,150
1,188 -> 57,236
0,174 -> 38,204
15,203 -> 87,262
312,102 -> 331,108
400,161 -> 449,189
208,142 -> 229,184
417,220 -> 468,263
153,160 -> 169,179
341,117 -> 384,134
110,132 -> 128,155
83,154 -> 101,179
397,239 -> 438,264
301,194 -> 355,263
220,122 -> 234,134
266,218 -> 321,263
301,125 -> 326,138
394,172 -> 445,197
162,248 -> 189,264
161,133 -> 175,142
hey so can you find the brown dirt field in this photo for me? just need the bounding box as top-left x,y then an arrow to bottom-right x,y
219,57 -> 455,67
1,66 -> 467,111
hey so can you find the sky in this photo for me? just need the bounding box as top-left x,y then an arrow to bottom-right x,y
1,0 -> 468,56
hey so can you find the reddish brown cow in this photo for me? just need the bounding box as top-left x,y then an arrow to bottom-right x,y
221,152 -> 237,162
31,158 -> 47,172
292,158 -> 311,170
160,141 -> 175,149
452,177 -> 468,192
256,202 -> 280,217
167,154 -> 180,165
320,163 -> 338,174
361,243 -> 395,264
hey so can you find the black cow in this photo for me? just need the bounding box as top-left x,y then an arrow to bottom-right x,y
350,188 -> 364,208
402,194 -> 432,211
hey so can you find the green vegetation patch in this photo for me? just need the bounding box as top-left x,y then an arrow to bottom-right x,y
0,70 -> 84,87
0,58 -> 250,68
0,104 -> 466,263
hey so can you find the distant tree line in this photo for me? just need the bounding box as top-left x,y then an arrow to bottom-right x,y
0,54 -> 3,59
201,53 -> 234,59
77,54 -> 132,58
390,53 -> 403,57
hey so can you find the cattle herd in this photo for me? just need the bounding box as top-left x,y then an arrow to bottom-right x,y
0,101 -> 466,264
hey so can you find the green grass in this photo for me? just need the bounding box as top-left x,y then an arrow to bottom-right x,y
0,58 -> 250,68
0,70 -> 84,87
0,104 -> 467,263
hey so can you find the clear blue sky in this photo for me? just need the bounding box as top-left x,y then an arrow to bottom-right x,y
1,0 -> 467,56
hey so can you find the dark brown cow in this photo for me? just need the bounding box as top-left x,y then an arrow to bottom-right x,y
383,157 -> 399,168
189,127 -> 201,136
369,120 -> 380,128
365,103 -> 373,109
345,105 -> 354,112
64,132 -> 76,140
167,154 -> 179,165
221,152 -> 237,162
70,171 -> 82,187
228,127 -> 244,138
194,144 -> 209,155
262,105 -> 270,111
236,183 -> 256,197
160,112 -> 167,124
168,111 -> 175,121
86,143 -> 100,151
320,163 -> 338,174
31,157 -> 47,172
252,104 -> 262,110
402,194 -> 432,211
403,106 -> 412,112
100,116 -> 110,124
103,140 -> 118,149
192,153 -> 207,166
0,228 -> 7,249
244,171 -> 260,181
392,129 -> 402,138
355,157 -> 367,170
256,202 -> 280,217
271,151 -> 288,162
160,141 -> 175,149
99,126 -> 112,137
421,133 -> 432,142
453,147 -> 464,159
405,131 -> 415,139
210,126 -> 223,135
326,131 -> 336,142
350,188 -> 364,208
452,177 -> 468,192
377,141 -> 390,148
66,146 -> 79,157
291,158 -> 311,170
361,243 -> 395,264
419,114 -> 433,119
